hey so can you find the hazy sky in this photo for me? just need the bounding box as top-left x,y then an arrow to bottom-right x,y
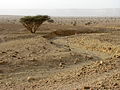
0,0 -> 119,9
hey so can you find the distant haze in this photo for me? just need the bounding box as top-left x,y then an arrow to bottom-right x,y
0,9 -> 120,17
0,0 -> 120,17
0,0 -> 119,9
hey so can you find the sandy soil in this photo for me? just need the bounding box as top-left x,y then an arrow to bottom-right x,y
0,16 -> 120,90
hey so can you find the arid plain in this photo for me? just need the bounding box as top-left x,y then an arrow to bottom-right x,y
0,16 -> 120,90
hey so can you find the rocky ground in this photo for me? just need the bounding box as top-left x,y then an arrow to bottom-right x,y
0,16 -> 120,90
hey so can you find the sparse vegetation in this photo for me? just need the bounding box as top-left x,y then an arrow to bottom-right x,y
0,16 -> 120,90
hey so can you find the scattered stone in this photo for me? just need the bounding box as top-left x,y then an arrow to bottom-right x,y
0,61 -> 7,64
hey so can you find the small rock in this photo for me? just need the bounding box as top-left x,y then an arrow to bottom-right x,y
86,55 -> 93,59
15,51 -> 19,54
5,82 -> 10,86
25,47 -> 30,50
74,60 -> 77,64
17,57 -> 21,59
83,86 -> 91,90
0,82 -> 3,84
45,80 -> 48,83
0,61 -> 7,64
74,88 -> 79,90
27,76 -> 35,82
0,75 -> 4,80
61,66 -> 64,69
70,53 -> 75,56
113,83 -> 118,86
43,46 -> 46,49
113,54 -> 120,58
59,57 -> 62,60
0,70 -> 3,73
53,80 -> 57,83
1,51 -> 6,54
74,58 -> 79,64
100,61 -> 103,64
116,55 -> 120,58
30,58 -> 37,62
108,47 -> 112,50
50,41 -> 53,44
12,55 -> 16,58
76,73 -> 80,77
59,62 -> 63,67
32,85 -> 37,89
68,48 -> 72,51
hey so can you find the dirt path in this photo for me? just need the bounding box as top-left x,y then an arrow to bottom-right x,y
51,36 -> 111,60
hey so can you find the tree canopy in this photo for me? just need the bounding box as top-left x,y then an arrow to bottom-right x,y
20,15 -> 53,33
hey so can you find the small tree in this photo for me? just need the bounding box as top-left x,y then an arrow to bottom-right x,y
20,15 -> 53,33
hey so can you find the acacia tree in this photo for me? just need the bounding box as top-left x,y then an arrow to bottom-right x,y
20,15 -> 54,33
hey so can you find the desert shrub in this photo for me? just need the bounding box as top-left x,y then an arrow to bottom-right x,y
73,20 -> 77,26
85,21 -> 92,25
20,15 -> 53,33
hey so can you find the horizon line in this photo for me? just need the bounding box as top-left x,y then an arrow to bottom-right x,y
0,8 -> 120,10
